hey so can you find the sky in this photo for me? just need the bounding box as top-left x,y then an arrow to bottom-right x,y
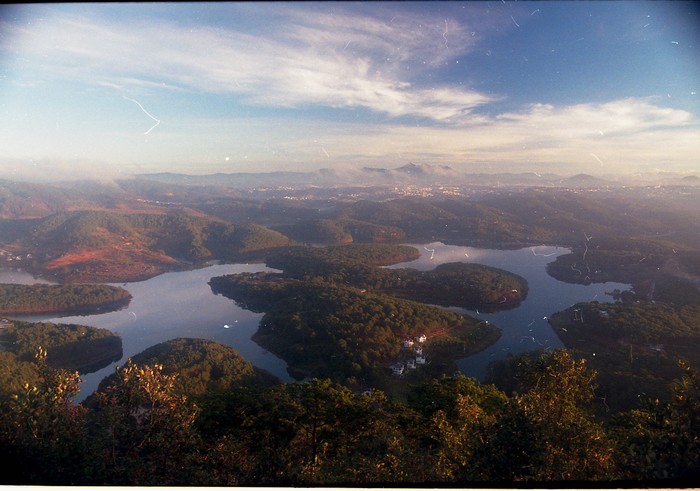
0,1 -> 699,180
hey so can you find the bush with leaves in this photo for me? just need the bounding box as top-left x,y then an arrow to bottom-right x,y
611,360 -> 700,480
0,347 -> 87,484
86,360 -> 203,485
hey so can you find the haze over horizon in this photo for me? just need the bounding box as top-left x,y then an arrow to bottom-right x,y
1,1 -> 699,181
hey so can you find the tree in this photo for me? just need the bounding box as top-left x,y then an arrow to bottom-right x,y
408,375 -> 508,481
478,351 -> 614,481
612,360 -> 700,481
0,347 -> 87,484
87,360 -> 202,485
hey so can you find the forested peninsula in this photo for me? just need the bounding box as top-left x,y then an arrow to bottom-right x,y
265,245 -> 527,310
546,300 -> 700,413
89,338 -> 279,400
209,244 -> 511,389
0,320 -> 122,397
0,283 -> 132,315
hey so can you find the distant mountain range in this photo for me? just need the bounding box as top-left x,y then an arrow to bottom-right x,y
140,163 -> 561,188
139,163 -> 699,189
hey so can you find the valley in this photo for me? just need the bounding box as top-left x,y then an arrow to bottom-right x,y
1,170 -> 700,485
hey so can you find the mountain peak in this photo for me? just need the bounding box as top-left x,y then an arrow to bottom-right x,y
395,163 -> 455,175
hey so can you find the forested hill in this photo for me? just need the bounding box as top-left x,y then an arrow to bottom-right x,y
90,338 -> 279,400
2,178 -> 699,285
276,189 -> 700,249
0,320 -> 122,394
210,272 -> 499,385
0,284 -> 131,315
209,244 -> 515,385
0,210 -> 296,282
265,245 -> 527,310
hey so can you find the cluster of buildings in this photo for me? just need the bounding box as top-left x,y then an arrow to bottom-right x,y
0,249 -> 31,263
390,334 -> 428,376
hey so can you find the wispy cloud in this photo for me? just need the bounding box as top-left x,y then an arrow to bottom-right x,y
274,97 -> 699,173
2,4 -> 697,176
495,99 -> 692,140
2,5 -> 496,122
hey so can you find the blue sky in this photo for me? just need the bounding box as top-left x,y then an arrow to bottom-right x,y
0,1 -> 698,180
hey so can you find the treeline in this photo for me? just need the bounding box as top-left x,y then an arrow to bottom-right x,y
388,262 -> 526,310
1,347 -> 698,485
91,338 -> 279,397
0,283 -> 132,314
547,300 -> 700,413
274,190 -> 700,248
270,193 -> 700,308
1,209 -> 297,282
276,217 -> 406,243
0,321 -> 122,396
210,273 -> 498,385
265,245 -> 527,310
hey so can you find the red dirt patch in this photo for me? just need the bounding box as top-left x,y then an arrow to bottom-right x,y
42,246 -> 182,283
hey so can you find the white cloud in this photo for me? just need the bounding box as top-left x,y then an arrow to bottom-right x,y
496,98 -> 692,140
262,97 -> 700,174
2,6 -> 494,122
1,6 -> 697,176
3,95 -> 696,177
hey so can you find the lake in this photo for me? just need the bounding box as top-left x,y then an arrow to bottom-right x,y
6,263 -> 294,400
3,243 -> 630,398
388,242 -> 630,381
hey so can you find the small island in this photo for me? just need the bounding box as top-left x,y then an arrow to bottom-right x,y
210,244 -> 516,390
266,245 -> 528,311
0,283 -> 132,315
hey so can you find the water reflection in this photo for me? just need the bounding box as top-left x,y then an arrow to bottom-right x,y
388,243 -> 630,381
3,244 -> 631,396
7,263 -> 293,400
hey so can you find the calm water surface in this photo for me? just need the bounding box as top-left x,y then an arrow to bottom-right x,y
3,244 -> 630,398
6,263 -> 293,400
389,243 -> 630,380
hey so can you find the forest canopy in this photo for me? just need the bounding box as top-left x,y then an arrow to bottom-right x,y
209,243 -> 516,386
265,245 -> 527,310
0,320 -> 122,397
0,283 -> 132,314
2,346 -> 699,485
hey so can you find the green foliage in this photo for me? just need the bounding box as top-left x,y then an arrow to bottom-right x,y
87,360 -> 203,485
610,360 -> 700,480
0,347 -> 87,484
304,243 -> 421,265
549,301 -> 700,412
200,378 -> 423,485
266,245 -> 527,310
0,320 -> 122,373
95,338 -> 278,396
209,243 -> 529,384
280,218 -> 354,244
388,262 -> 527,310
213,273 -> 482,381
2,185 -> 700,484
0,283 -> 132,314
0,352 -> 40,400
408,374 -> 508,419
477,351 -> 614,481
2,346 -> 700,485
